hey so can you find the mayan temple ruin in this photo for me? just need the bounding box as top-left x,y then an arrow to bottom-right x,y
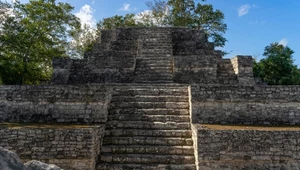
1,27 -> 300,170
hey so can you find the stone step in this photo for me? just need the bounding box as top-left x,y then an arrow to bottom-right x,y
141,34 -> 171,37
108,114 -> 190,122
139,52 -> 172,55
135,71 -> 173,75
135,66 -> 172,70
111,96 -> 189,102
112,85 -> 188,89
136,61 -> 172,65
135,69 -> 173,73
109,108 -> 189,115
134,71 -> 173,74
105,129 -> 192,137
90,51 -> 136,56
143,43 -> 172,47
133,80 -> 174,83
106,121 -> 191,130
99,154 -> 195,164
134,71 -> 173,76
133,79 -> 174,84
142,45 -> 172,49
217,71 -> 237,76
101,145 -> 194,155
103,136 -> 193,146
133,76 -> 174,80
137,56 -> 173,60
140,32 -> 172,37
141,49 -> 172,53
137,56 -> 172,60
142,32 -> 171,35
113,85 -> 185,89
137,67 -> 172,71
109,102 -> 188,109
142,30 -> 170,32
217,65 -> 235,69
142,36 -> 170,39
217,71 -> 236,75
97,163 -> 196,170
217,75 -> 237,79
143,40 -> 171,43
135,67 -> 173,71
136,61 -> 173,67
143,39 -> 171,43
112,89 -> 187,96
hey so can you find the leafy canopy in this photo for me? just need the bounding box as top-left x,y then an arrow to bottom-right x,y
0,0 -> 80,84
98,0 -> 227,47
98,14 -> 140,30
253,43 -> 300,85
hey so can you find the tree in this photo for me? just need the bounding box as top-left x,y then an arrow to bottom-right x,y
98,14 -> 140,30
0,1 -> 11,24
193,3 -> 227,47
0,0 -> 80,85
253,43 -> 300,85
143,0 -> 170,27
167,0 -> 195,26
167,0 -> 227,47
68,24 -> 97,58
95,0 -> 227,47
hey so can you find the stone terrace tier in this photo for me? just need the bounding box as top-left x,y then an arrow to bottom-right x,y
193,124 -> 300,169
51,28 -> 255,86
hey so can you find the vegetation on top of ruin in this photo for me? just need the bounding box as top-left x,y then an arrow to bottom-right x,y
98,0 -> 227,47
254,43 -> 300,85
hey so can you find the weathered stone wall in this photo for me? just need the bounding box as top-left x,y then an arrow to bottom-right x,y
193,125 -> 300,169
51,58 -> 73,85
0,85 -> 111,123
217,59 -> 238,85
174,55 -> 218,84
172,28 -> 220,84
0,124 -> 105,170
231,56 -> 255,85
192,85 -> 300,125
172,28 -> 215,56
67,28 -> 138,84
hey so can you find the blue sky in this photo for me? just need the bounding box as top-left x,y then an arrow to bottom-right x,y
18,0 -> 300,66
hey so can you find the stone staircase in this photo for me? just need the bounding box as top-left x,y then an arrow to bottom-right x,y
217,59 -> 238,85
97,85 -> 196,170
134,29 -> 174,83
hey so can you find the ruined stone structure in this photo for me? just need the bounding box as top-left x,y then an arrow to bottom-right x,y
1,27 -> 300,170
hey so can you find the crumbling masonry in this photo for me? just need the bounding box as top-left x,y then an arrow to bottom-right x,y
1,27 -> 300,170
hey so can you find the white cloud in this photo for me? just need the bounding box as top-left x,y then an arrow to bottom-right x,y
75,4 -> 96,28
238,4 -> 251,17
119,3 -> 131,11
279,38 -> 288,47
